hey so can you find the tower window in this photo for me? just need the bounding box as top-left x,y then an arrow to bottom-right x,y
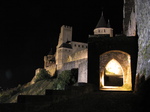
78,45 -> 80,47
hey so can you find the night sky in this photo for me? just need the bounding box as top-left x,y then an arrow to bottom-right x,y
0,0 -> 123,89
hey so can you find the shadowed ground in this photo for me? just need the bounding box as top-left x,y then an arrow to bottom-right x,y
0,91 -> 146,112
44,91 -> 144,112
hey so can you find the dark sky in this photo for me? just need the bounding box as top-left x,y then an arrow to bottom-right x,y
0,0 -> 123,89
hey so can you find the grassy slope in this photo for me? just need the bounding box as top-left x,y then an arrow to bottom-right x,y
0,70 -> 75,103
0,79 -> 54,103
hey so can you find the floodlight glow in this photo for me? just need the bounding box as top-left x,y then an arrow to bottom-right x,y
105,59 -> 123,75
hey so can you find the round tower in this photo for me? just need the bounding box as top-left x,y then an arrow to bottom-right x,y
94,12 -> 113,37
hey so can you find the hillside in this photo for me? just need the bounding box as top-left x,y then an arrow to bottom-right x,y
0,69 -> 149,112
0,70 -> 76,103
0,79 -> 54,103
0,77 -> 148,112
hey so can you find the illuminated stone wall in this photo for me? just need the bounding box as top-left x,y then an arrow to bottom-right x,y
58,58 -> 87,75
123,0 -> 136,36
70,41 -> 88,55
57,58 -> 88,83
45,63 -> 57,76
135,0 -> 150,80
68,49 -> 87,62
78,60 -> 87,83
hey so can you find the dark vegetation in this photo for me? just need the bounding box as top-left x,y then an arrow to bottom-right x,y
0,70 -> 76,103
52,70 -> 76,90
33,69 -> 51,83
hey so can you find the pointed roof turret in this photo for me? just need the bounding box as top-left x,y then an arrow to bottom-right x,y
96,11 -> 107,28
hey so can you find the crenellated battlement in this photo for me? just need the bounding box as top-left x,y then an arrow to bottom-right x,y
57,25 -> 73,46
61,25 -> 72,30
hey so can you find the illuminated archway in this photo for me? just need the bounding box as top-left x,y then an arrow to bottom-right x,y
100,50 -> 132,91
104,59 -> 123,86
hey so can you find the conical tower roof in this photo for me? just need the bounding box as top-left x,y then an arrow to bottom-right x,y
96,12 -> 107,28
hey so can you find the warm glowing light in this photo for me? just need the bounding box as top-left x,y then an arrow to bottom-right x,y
105,59 -> 123,75
100,51 -> 132,91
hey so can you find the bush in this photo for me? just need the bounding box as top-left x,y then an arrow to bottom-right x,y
53,70 -> 76,90
33,69 -> 51,83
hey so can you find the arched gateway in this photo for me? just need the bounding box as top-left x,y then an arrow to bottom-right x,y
87,11 -> 138,92
100,50 -> 132,91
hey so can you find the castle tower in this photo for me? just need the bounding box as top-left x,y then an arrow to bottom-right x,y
56,25 -> 73,70
57,25 -> 72,48
94,12 -> 113,37
123,0 -> 136,36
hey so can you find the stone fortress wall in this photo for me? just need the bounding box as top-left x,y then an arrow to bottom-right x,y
59,58 -> 88,83
123,0 -> 136,36
78,60 -> 88,83
60,59 -> 87,73
124,0 -> 150,91
67,48 -> 87,62
135,0 -> 150,80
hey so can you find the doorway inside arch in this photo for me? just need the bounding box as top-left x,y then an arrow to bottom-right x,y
104,59 -> 123,86
100,50 -> 132,91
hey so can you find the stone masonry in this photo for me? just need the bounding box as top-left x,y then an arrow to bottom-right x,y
135,0 -> 150,80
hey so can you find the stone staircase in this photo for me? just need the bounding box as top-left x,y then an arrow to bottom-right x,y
0,84 -> 146,112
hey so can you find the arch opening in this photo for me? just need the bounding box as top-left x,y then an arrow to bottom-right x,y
104,59 -> 123,86
100,50 -> 132,91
